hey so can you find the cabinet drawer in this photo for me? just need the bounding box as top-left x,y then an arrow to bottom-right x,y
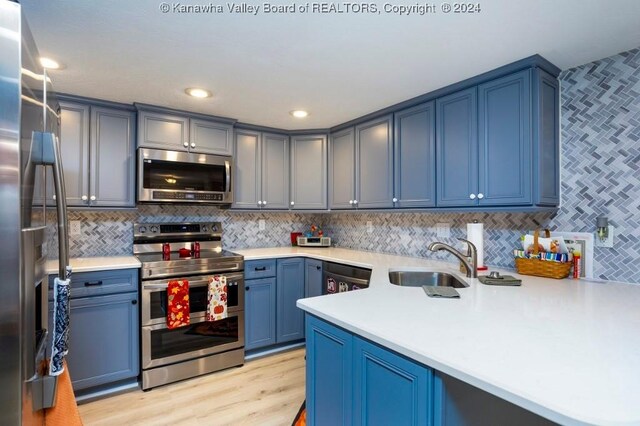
245,260 -> 277,279
49,268 -> 138,299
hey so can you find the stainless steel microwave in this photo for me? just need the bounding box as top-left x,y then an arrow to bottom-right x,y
137,148 -> 232,204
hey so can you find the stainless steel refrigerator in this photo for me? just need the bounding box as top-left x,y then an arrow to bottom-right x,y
1,1 -> 70,424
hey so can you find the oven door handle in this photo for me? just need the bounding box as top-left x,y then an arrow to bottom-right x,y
143,274 -> 243,290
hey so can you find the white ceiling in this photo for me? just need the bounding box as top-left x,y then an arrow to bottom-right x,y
20,0 -> 640,129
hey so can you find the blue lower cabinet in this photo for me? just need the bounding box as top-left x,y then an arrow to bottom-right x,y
306,315 -> 354,426
244,277 -> 277,350
304,259 -> 323,298
50,292 -> 139,391
276,258 -> 305,343
354,338 -> 433,426
306,315 -> 433,426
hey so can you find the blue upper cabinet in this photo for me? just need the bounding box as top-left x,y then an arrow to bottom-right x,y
233,130 -> 289,210
478,69 -> 532,206
137,106 -> 234,155
356,115 -> 394,209
436,88 -> 479,207
534,69 -> 560,206
394,102 -> 436,208
329,128 -> 356,209
290,134 -> 327,210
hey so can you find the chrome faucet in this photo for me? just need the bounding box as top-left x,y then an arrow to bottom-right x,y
428,238 -> 478,278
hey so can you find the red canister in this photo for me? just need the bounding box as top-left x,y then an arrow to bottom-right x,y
162,242 -> 171,260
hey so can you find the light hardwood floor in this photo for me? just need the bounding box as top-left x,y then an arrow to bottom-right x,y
78,349 -> 305,426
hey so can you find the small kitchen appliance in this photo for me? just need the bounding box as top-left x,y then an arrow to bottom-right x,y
133,222 -> 244,390
297,236 -> 331,247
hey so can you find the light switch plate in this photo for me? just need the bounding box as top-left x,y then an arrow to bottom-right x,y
436,223 -> 450,238
258,219 -> 265,231
70,220 -> 81,236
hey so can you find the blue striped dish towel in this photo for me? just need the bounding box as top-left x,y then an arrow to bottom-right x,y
50,277 -> 71,376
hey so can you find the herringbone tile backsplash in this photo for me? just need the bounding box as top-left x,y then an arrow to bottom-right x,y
46,47 -> 640,284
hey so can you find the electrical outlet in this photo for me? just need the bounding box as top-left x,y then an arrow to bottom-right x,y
595,225 -> 615,248
70,220 -> 81,236
258,219 -> 266,231
366,221 -> 373,234
436,223 -> 450,238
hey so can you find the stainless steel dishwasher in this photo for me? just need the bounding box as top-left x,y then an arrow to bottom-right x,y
322,262 -> 372,294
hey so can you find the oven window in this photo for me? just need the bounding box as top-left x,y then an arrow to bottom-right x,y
150,317 -> 239,360
149,283 -> 238,320
143,160 -> 226,192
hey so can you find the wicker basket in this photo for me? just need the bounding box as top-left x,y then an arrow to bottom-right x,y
514,229 -> 573,279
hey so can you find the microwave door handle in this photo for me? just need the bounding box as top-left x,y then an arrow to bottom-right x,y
225,160 -> 231,194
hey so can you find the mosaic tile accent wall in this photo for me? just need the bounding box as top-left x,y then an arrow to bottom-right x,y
46,207 -> 324,258
547,47 -> 640,282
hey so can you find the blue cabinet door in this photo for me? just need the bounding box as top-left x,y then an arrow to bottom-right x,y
290,134 -> 328,210
90,106 -> 136,207
244,277 -> 276,350
50,292 -> 139,391
354,337 -> 433,426
394,102 -> 436,208
276,258 -> 305,343
534,69 -> 560,206
478,69 -> 532,205
356,115 -> 394,209
329,128 -> 356,209
304,259 -> 323,298
436,88 -> 478,207
261,132 -> 290,210
306,315 -> 354,426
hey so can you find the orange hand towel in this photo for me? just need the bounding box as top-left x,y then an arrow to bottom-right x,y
44,361 -> 83,426
167,280 -> 190,329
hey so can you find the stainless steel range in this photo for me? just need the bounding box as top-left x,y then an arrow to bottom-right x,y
133,222 -> 244,390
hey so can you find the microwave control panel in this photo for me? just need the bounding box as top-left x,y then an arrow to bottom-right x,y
152,191 -> 224,201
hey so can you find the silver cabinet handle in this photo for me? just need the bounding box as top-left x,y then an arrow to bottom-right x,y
81,195 -> 87,201
90,195 -> 96,201
190,142 -> 196,148
392,197 -> 398,203
469,194 -> 476,200
183,141 -> 188,147
349,200 -> 354,205
290,201 -> 294,206
477,193 -> 484,199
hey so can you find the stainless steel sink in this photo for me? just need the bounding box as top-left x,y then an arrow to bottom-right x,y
388,270 -> 469,288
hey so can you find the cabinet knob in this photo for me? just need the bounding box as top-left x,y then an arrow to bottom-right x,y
131,300 -> 137,305
81,195 -> 88,201
183,141 -> 189,147
190,142 -> 196,148
52,194 -> 56,200
262,200 -> 267,206
245,286 -> 250,291
469,194 -> 476,200
290,201 -> 294,206
349,200 -> 354,205
353,200 -> 358,205
392,197 -> 398,203
316,266 -> 321,270
90,195 -> 96,201
257,201 -> 262,206
477,193 -> 484,199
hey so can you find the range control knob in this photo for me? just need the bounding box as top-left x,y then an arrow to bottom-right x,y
201,225 -> 208,232
138,226 -> 147,234
150,225 -> 159,233
211,225 -> 217,232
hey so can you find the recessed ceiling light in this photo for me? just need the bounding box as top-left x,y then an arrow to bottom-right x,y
185,88 -> 212,98
39,57 -> 64,70
290,110 -> 309,118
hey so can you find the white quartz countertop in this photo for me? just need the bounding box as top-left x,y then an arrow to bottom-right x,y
45,256 -> 141,274
236,247 -> 640,425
